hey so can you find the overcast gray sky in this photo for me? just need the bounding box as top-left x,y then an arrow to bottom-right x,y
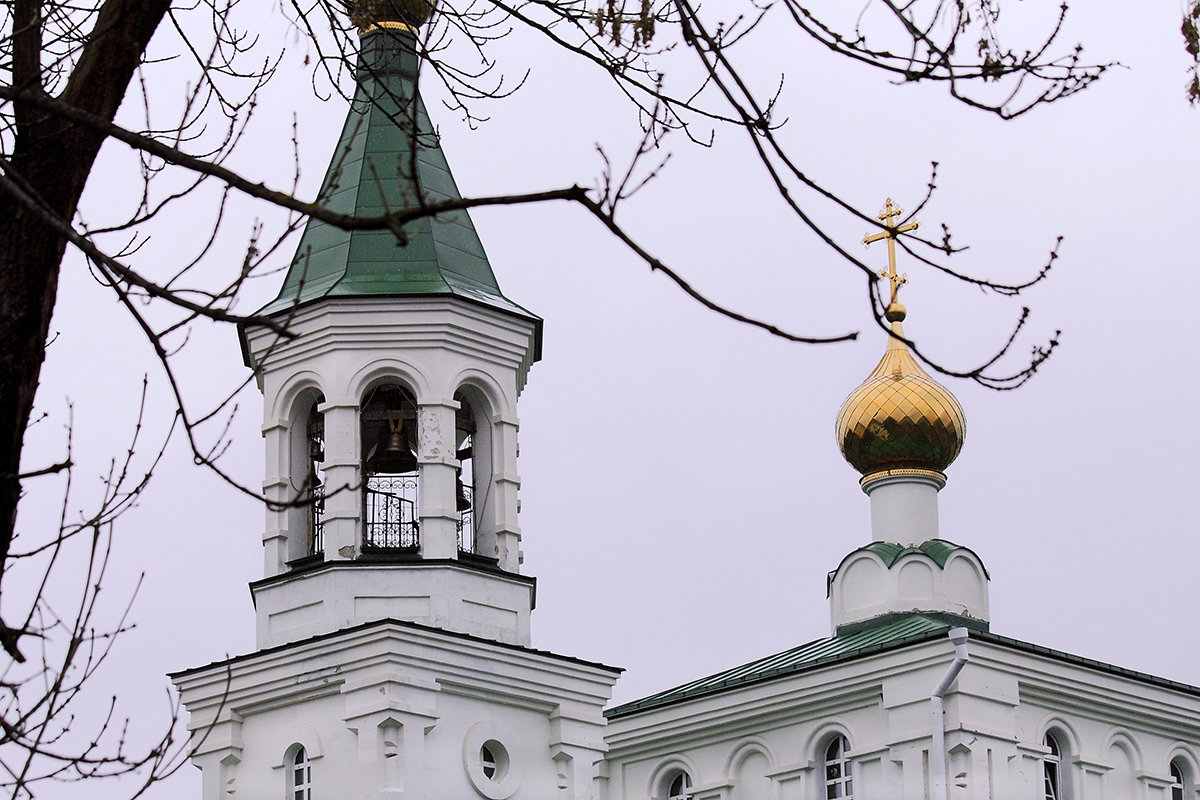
13,2 -> 1199,797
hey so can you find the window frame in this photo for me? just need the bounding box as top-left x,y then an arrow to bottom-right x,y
1043,732 -> 1062,800
823,735 -> 853,799
1171,757 -> 1189,800
665,769 -> 693,800
290,744 -> 312,800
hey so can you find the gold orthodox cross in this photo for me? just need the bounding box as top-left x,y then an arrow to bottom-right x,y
863,198 -> 919,307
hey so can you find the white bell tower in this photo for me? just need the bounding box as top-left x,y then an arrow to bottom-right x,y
172,12 -> 618,800
244,290 -> 539,649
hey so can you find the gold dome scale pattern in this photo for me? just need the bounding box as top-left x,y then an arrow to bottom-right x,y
835,318 -> 965,482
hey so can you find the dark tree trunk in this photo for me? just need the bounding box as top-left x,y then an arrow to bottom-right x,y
0,0 -> 172,655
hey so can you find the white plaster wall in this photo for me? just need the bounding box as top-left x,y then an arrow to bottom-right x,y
251,561 -> 535,647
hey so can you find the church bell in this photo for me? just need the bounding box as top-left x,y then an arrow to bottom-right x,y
371,409 -> 418,474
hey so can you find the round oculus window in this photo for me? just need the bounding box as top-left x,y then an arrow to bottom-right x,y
463,723 -> 519,799
480,741 -> 508,781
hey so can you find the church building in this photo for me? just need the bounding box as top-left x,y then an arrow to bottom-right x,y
170,9 -> 1200,800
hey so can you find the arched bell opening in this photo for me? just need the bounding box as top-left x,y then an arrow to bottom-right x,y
287,390 -> 326,564
453,388 -> 495,560
361,383 -> 420,550
453,392 -> 476,555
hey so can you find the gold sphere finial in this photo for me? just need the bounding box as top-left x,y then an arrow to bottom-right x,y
885,302 -> 907,323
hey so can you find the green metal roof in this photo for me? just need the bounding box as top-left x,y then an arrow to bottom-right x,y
607,614 -> 954,719
605,613 -> 1200,719
257,29 -> 537,326
864,539 -> 960,568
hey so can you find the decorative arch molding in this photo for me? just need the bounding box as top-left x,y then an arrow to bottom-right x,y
271,370 -> 325,423
830,549 -> 888,585
803,720 -> 855,764
347,358 -> 432,406
837,553 -> 887,611
1103,728 -> 1145,772
943,553 -> 987,610
897,558 -> 936,601
648,753 -> 703,799
1167,742 -> 1200,776
943,551 -> 985,579
723,736 -> 776,777
1037,716 -> 1082,757
895,552 -> 940,571
271,724 -> 325,769
446,368 -> 515,421
1167,743 -> 1200,797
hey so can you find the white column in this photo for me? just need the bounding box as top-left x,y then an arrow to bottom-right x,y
320,401 -> 361,560
490,413 -> 522,572
418,399 -> 459,559
864,473 -> 944,544
261,417 -> 289,576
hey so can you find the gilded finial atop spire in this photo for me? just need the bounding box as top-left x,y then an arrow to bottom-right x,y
863,198 -> 919,323
835,197 -> 964,487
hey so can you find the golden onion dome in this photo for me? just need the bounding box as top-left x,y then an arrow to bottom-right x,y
836,307 -> 965,483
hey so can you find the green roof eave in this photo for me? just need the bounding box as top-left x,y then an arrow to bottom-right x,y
605,613 -> 1200,720
606,614 -> 952,719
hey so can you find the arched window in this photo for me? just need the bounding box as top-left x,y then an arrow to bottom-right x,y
286,391 -> 325,566
1043,733 -> 1061,800
304,398 -> 325,556
1171,758 -> 1190,800
824,736 -> 853,799
454,391 -> 476,554
665,770 -> 693,800
361,384 -> 419,549
290,745 -> 312,800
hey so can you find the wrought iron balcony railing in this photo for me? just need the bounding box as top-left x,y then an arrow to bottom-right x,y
456,486 -> 473,554
308,486 -> 325,556
358,475 -> 476,555
363,475 -> 419,549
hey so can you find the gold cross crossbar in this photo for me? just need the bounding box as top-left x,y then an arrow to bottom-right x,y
863,197 -> 919,308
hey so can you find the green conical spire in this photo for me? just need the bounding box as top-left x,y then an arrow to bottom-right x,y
257,27 -> 536,325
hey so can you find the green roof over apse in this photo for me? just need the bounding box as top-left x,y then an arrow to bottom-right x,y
824,539 -> 992,596
256,28 -> 538,331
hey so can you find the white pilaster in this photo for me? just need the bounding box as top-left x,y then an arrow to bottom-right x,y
320,401 -> 361,560
261,417 -> 290,576
418,399 -> 460,559
490,414 -> 522,572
